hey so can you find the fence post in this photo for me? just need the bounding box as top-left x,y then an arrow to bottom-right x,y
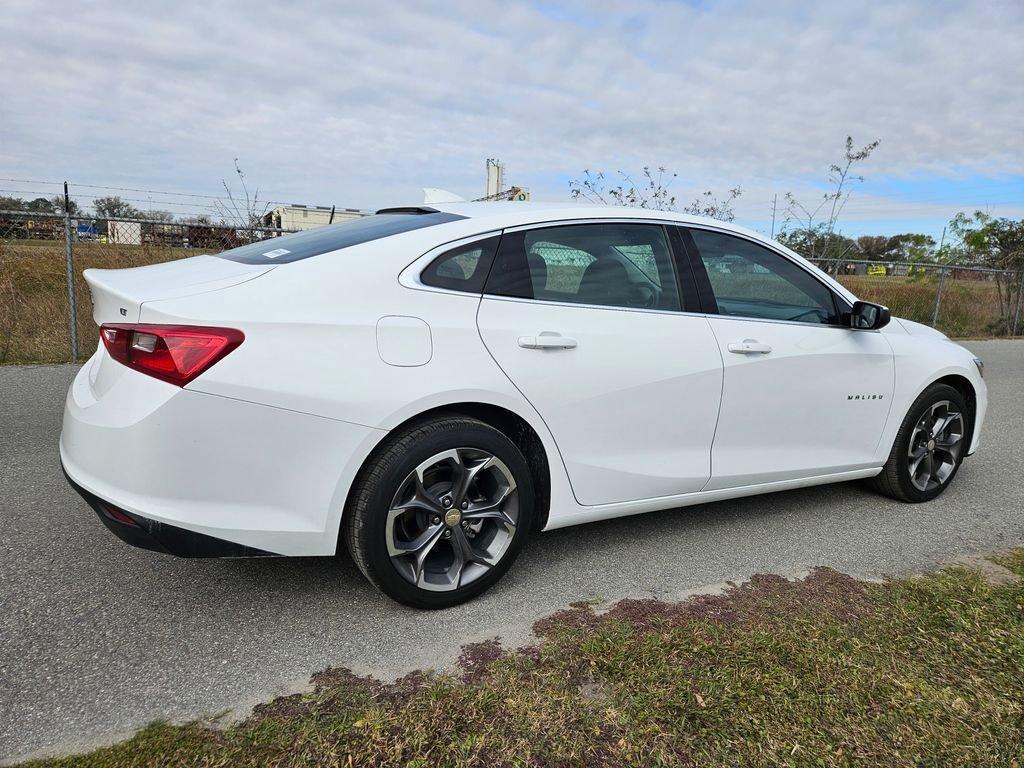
63,181 -> 79,362
931,266 -> 947,329
1013,270 -> 1024,337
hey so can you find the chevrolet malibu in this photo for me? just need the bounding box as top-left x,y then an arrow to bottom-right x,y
61,204 -> 987,608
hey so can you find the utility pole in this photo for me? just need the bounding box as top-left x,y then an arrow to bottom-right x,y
63,181 -> 79,362
770,194 -> 777,238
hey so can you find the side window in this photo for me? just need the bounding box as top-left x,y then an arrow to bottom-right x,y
689,229 -> 840,324
420,236 -> 499,293
485,223 -> 681,311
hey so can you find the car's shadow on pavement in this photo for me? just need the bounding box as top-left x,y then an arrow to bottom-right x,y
199,477 -> 902,610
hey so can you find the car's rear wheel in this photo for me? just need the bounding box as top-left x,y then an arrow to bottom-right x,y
344,416 -> 534,609
868,383 -> 969,502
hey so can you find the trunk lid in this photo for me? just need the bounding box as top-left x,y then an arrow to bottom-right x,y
84,255 -> 275,324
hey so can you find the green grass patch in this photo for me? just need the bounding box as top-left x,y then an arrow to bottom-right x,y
17,554 -> 1024,767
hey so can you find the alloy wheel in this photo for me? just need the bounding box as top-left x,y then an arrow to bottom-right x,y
386,447 -> 519,592
907,400 -> 964,492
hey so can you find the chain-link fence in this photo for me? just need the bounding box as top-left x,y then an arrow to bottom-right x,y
3,211 -> 1023,366
808,258 -> 1024,338
0,210 -> 297,364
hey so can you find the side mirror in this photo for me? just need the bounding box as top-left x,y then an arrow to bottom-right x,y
848,300 -> 891,330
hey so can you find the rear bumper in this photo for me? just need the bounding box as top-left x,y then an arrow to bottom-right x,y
60,349 -> 385,556
63,464 -> 274,557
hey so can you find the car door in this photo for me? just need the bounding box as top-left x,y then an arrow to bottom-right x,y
681,226 -> 895,491
476,221 -> 723,506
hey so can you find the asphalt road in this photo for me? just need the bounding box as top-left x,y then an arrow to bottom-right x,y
2,340 -> 1022,762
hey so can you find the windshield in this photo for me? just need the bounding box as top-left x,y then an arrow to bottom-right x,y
215,211 -> 466,264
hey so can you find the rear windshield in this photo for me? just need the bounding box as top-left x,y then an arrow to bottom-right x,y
214,212 -> 466,264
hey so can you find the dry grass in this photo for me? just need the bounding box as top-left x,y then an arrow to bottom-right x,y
535,266 -> 1008,338
17,552 -> 1024,767
0,243 -> 1014,365
0,241 -> 186,364
837,274 -> 1005,337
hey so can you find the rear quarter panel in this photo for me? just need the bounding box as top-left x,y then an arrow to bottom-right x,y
138,228 -> 579,533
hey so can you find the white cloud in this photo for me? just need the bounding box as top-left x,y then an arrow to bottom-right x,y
0,0 -> 1021,216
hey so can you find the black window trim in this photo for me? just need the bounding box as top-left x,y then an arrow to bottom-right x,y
678,224 -> 853,328
667,225 -> 706,314
480,218 -> 702,316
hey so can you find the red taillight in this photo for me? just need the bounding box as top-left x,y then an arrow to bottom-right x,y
100,324 -> 244,387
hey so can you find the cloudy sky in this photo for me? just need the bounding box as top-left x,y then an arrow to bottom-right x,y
1,0 -> 1021,238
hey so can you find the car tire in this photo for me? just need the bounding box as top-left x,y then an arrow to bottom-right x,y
344,416 -> 534,609
868,383 -> 969,503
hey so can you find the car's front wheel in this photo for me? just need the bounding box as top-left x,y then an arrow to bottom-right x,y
868,383 -> 969,502
344,416 -> 534,609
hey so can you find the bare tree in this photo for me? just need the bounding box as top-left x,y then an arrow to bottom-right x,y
214,159 -> 271,236
681,186 -> 743,222
781,136 -> 880,271
569,167 -> 742,221
569,166 -> 678,210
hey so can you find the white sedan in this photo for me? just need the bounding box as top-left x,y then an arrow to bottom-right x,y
61,204 -> 987,607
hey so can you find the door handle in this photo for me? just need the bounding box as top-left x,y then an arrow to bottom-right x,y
517,332 -> 578,350
728,339 -> 772,355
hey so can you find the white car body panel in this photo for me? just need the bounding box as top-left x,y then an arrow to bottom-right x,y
703,315 -> 894,489
85,255 -> 275,324
477,295 -> 723,505
60,202 -> 988,559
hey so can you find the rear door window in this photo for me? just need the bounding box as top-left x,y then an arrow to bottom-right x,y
484,223 -> 682,311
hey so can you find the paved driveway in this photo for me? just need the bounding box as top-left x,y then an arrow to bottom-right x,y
1,341 -> 1022,762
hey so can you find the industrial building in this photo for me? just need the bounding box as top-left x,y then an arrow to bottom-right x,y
262,205 -> 368,231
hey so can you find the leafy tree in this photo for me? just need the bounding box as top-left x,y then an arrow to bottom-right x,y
93,196 -> 142,220
886,233 -> 936,263
950,212 -> 1024,334
24,197 -> 54,213
0,196 -> 25,211
777,229 -> 857,262
50,195 -> 81,216
145,209 -> 175,223
855,235 -> 891,261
